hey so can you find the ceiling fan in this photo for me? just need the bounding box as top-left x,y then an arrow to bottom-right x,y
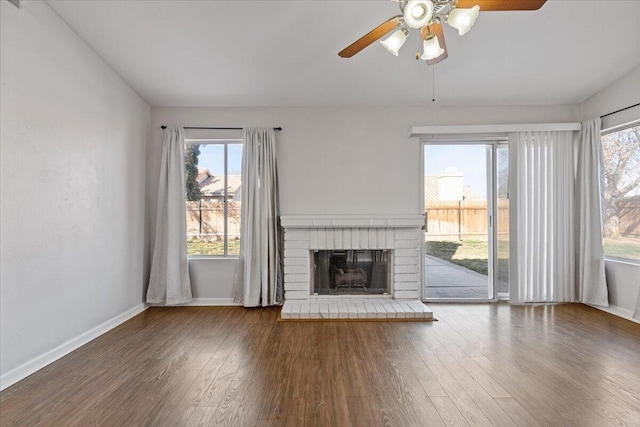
338,0 -> 547,65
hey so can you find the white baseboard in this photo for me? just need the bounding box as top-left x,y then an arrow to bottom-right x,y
183,298 -> 242,306
589,304 -> 640,324
0,303 -> 148,391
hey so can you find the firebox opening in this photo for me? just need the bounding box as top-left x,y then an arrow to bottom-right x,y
312,250 -> 391,295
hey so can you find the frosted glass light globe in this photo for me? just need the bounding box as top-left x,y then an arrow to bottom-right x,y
447,5 -> 480,36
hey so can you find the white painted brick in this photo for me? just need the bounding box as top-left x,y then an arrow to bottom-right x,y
284,290 -> 309,300
309,228 -> 318,248
285,230 -> 309,241
288,301 -> 302,319
364,302 -> 376,318
337,301 -> 348,319
285,274 -> 309,283
377,229 -> 386,248
343,229 -> 351,249
407,301 -> 428,318
328,304 -> 339,319
356,303 -> 368,319
395,255 -> 420,265
395,264 -> 419,274
284,248 -> 309,258
395,273 -> 420,282
395,290 -> 421,299
334,229 -> 343,248
394,302 -> 407,318
319,303 -> 330,319
386,228 -> 395,246
368,228 -> 376,248
317,228 -> 327,249
309,303 -> 321,319
284,265 -> 308,275
285,240 -> 310,249
395,230 -> 419,240
375,304 -> 387,319
281,301 -> 293,319
394,281 -> 419,291
395,239 -> 420,249
395,256 -> 420,265
399,302 -> 415,318
326,230 -> 334,249
383,303 -> 397,318
349,229 -> 359,249
395,248 -> 420,257
285,257 -> 308,266
347,303 -> 358,319
284,281 -> 309,291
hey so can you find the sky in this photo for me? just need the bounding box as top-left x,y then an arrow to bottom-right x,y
195,143 -> 243,176
424,145 -> 488,198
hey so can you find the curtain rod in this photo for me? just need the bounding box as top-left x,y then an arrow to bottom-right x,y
600,102 -> 640,119
160,125 -> 282,131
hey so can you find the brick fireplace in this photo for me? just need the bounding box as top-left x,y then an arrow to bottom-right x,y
280,215 -> 425,301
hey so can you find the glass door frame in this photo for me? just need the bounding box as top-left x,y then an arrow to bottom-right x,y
420,137 -> 508,302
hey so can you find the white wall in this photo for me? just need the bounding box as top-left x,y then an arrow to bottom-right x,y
150,104 -> 579,298
0,0 -> 150,385
580,65 -> 640,317
581,66 -> 640,129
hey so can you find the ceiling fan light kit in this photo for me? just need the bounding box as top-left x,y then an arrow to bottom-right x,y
403,1 -> 435,28
447,5 -> 480,35
338,0 -> 547,65
380,29 -> 410,56
421,35 -> 445,60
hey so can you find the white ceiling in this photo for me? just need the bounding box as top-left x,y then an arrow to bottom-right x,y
46,0 -> 640,107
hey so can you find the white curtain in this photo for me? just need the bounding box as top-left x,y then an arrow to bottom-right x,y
509,131 -> 577,304
234,128 -> 283,307
146,127 -> 193,305
575,118 -> 609,307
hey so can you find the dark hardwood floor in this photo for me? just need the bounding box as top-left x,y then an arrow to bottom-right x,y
1,303 -> 639,426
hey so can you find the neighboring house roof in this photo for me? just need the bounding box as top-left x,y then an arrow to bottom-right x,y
199,173 -> 241,198
196,167 -> 212,184
424,175 -> 484,202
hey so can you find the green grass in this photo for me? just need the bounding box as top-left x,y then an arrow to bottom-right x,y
426,237 -> 640,280
187,238 -> 239,256
425,240 -> 509,282
604,237 -> 640,261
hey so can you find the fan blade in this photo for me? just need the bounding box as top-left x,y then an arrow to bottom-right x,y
338,15 -> 403,58
457,0 -> 547,11
420,21 -> 448,65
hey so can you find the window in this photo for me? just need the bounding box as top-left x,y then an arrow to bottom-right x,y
185,140 -> 243,256
601,123 -> 640,262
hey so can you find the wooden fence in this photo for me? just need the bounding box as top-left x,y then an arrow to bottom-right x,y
186,200 -> 241,241
425,200 -> 509,241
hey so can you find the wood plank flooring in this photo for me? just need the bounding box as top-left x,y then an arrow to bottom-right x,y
1,303 -> 639,426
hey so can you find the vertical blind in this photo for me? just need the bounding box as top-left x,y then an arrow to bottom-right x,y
510,131 -> 577,304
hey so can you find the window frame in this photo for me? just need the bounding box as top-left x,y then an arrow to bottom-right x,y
185,138 -> 243,258
600,120 -> 640,265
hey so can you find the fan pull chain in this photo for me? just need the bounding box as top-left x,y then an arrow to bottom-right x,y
432,65 -> 436,102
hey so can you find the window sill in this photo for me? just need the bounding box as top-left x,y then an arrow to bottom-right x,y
188,256 -> 239,261
604,257 -> 640,267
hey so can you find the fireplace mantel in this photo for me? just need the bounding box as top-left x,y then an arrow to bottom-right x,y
280,215 -> 424,229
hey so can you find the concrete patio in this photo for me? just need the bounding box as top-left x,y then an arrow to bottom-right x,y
424,255 -> 491,299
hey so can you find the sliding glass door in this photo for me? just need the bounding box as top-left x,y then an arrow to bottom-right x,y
422,141 -> 508,301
